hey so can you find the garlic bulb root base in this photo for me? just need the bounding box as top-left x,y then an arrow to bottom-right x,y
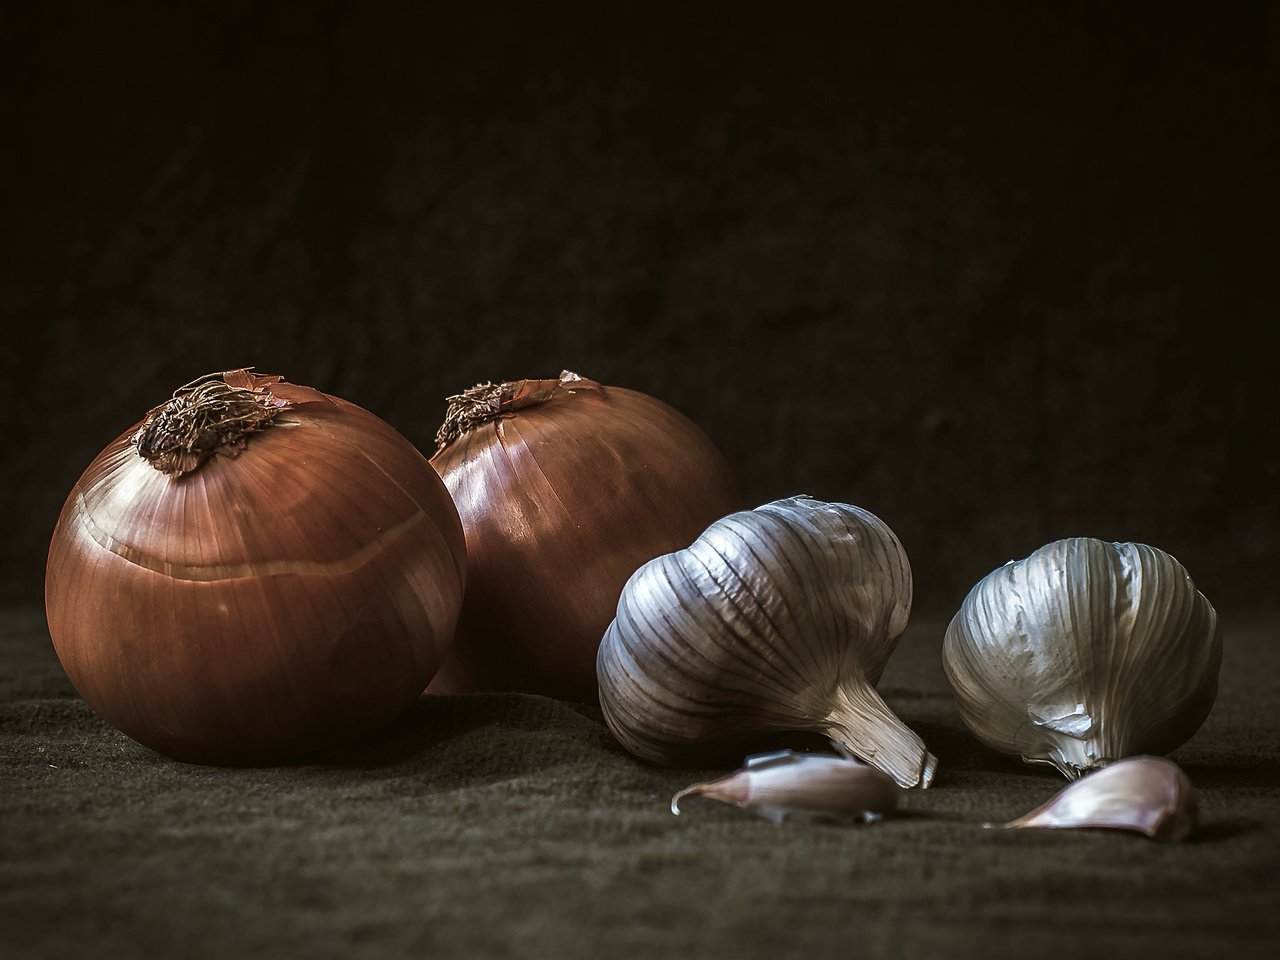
1023,742 -> 1117,781
826,680 -> 938,789
920,752 -> 940,787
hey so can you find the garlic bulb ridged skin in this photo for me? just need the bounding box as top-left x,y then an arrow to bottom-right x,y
943,538 -> 1221,780
671,750 -> 900,824
597,496 -> 937,789
995,755 -> 1198,841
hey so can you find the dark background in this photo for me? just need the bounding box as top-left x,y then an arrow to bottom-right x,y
3,1 -> 1275,618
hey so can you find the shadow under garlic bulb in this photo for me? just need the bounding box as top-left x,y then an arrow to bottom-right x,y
45,370 -> 467,765
942,537 -> 1221,780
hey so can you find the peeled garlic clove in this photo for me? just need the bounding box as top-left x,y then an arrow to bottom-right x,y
597,496 -> 937,789
942,538 -> 1221,779
671,750 -> 900,824
994,755 -> 1198,841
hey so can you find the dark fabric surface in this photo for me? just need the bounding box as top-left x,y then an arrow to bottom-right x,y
2,606 -> 1277,960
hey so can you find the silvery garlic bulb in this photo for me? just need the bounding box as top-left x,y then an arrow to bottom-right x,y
597,496 -> 937,789
943,538 -> 1221,780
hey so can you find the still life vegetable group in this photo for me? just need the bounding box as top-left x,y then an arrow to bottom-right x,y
44,367 -> 1223,841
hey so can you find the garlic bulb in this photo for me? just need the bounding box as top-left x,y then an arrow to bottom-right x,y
943,538 -> 1221,779
672,750 -> 899,824
597,496 -> 937,789
993,755 -> 1198,841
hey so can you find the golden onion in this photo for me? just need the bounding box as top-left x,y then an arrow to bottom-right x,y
428,371 -> 742,701
45,369 -> 466,765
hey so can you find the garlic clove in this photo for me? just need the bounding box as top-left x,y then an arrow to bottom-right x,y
942,538 -> 1221,779
598,496 -> 937,789
671,750 -> 900,824
993,755 -> 1198,841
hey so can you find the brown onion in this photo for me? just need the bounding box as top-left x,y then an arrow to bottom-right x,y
45,369 -> 466,765
427,370 -> 742,701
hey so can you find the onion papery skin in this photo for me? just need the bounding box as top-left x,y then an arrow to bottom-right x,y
428,373 -> 742,702
45,371 -> 467,765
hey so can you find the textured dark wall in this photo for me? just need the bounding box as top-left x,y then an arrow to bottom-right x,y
4,2 -> 1275,614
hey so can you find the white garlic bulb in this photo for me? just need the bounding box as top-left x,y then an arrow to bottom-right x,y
671,750 -> 900,824
596,496 -> 937,789
943,538 -> 1221,779
993,755 -> 1198,841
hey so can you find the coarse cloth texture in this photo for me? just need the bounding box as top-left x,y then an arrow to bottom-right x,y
2,606 -> 1277,960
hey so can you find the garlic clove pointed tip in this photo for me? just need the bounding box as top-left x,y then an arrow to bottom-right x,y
670,784 -> 700,816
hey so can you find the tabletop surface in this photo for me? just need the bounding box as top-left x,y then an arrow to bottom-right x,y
2,605 -> 1277,960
